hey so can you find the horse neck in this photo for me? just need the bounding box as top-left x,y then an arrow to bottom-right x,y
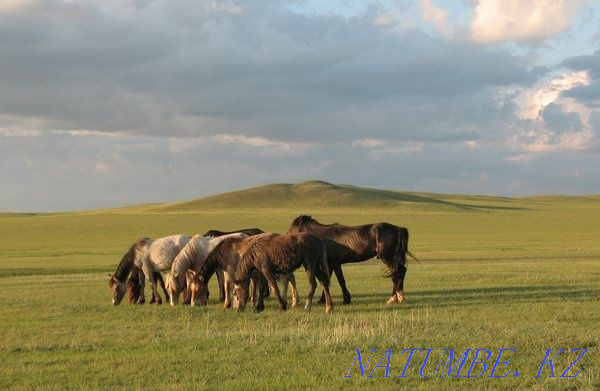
172,243 -> 195,277
114,247 -> 137,282
200,250 -> 220,282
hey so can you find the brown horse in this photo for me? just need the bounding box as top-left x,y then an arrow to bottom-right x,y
188,234 -> 270,308
233,232 -> 333,314
127,268 -> 168,304
287,215 -> 412,305
202,228 -> 298,306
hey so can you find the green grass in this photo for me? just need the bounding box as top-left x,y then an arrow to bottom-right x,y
1,182 -> 599,389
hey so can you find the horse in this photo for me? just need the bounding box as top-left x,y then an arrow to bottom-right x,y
287,215 -> 413,305
127,268 -> 168,304
202,228 -> 299,306
187,233 -> 272,309
165,232 -> 248,305
108,235 -> 191,305
232,232 -> 333,314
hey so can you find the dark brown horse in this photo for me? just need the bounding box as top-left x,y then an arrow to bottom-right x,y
233,232 -> 333,313
287,215 -> 412,305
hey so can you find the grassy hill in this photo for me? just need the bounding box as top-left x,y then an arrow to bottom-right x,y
125,180 -> 540,213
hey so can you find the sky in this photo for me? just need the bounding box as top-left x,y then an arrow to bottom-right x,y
1,0 -> 600,211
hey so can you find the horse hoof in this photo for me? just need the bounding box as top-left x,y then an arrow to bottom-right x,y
342,299 -> 351,305
254,306 -> 264,313
385,295 -> 399,305
396,292 -> 406,304
291,301 -> 298,308
325,306 -> 333,314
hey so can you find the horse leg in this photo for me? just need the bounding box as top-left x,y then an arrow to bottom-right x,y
287,273 -> 299,308
304,268 -> 318,312
155,272 -> 168,304
255,278 -> 266,313
395,265 -> 407,304
261,266 -> 286,311
316,267 -> 334,314
143,264 -> 161,305
216,269 -> 225,303
386,265 -> 407,305
281,274 -> 289,303
333,264 -> 351,305
223,272 -> 232,309
318,262 -> 336,304
137,270 -> 146,304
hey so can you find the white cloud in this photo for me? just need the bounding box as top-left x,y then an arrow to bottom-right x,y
517,71 -> 590,120
420,0 -> 449,35
0,0 -> 32,12
469,0 -> 580,44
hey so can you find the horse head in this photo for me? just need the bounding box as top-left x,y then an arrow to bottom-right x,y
108,273 -> 127,305
188,271 -> 208,306
232,279 -> 249,313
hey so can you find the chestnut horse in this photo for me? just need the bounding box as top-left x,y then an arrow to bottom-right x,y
233,232 -> 333,314
287,215 -> 413,305
202,228 -> 298,306
188,234 -> 270,309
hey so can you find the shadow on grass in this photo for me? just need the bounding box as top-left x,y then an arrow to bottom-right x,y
329,285 -> 600,309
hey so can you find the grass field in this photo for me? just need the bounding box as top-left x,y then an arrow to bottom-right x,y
1,182 -> 599,390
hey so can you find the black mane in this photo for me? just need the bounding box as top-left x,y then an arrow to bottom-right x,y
290,215 -> 315,228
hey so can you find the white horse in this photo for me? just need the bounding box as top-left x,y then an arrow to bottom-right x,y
108,234 -> 191,305
166,232 -> 248,305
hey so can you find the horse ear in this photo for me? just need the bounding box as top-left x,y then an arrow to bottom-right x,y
107,273 -> 113,279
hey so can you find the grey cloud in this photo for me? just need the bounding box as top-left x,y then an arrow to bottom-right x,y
0,0 -> 541,143
562,48 -> 600,106
541,103 -> 584,133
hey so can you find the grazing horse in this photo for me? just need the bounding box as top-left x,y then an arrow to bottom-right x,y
233,232 -> 333,314
187,234 -> 271,309
127,268 -> 168,304
287,215 -> 412,305
165,232 -> 248,305
108,235 -> 191,305
202,228 -> 299,306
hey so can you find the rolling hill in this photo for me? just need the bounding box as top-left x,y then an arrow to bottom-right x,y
121,180 -> 538,213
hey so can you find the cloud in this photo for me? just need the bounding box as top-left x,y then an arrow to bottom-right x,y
420,0 -> 449,36
0,0 -> 541,145
516,71 -> 590,120
469,0 -> 580,44
562,49 -> 600,107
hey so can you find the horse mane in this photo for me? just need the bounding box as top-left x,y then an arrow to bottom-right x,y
171,235 -> 204,278
290,215 -> 316,228
114,238 -> 151,282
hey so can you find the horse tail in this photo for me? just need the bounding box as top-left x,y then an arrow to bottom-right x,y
388,227 -> 408,279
